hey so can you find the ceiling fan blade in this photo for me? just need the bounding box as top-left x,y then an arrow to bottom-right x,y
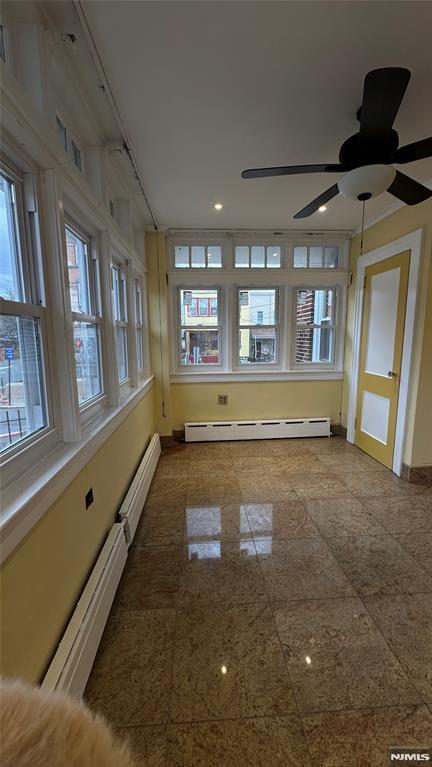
293,184 -> 340,219
395,137 -> 432,164
387,171 -> 432,205
241,163 -> 343,179
359,67 -> 411,142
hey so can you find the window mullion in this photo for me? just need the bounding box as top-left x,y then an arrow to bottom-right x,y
126,260 -> 138,387
99,230 -> 119,406
41,169 -> 81,441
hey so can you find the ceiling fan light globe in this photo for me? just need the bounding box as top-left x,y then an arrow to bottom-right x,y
338,165 -> 396,200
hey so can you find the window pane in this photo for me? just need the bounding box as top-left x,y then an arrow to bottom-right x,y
235,246 -> 249,268
180,289 -> 218,325
296,327 -> 334,363
112,266 -> 120,321
73,321 -> 102,404
136,327 -> 143,370
239,289 -> 276,326
0,314 -> 47,452
324,246 -> 339,268
191,245 -> 205,268
293,246 -> 307,268
72,141 -> 82,171
207,245 -> 222,268
56,116 -> 67,151
239,327 -> 276,364
180,329 -> 219,365
116,325 -> 128,381
296,289 -> 335,326
251,246 -> 265,268
175,245 -> 189,268
0,173 -> 24,301
309,246 -> 323,268
66,227 -> 91,314
266,246 -> 281,268
134,280 -> 142,324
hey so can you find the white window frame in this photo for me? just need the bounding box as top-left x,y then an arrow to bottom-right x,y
70,137 -> 84,174
171,237 -> 226,270
233,240 -> 284,269
291,284 -> 344,372
234,286 -> 281,370
111,258 -> 129,385
65,219 -> 105,420
0,157 -> 58,472
134,275 -> 145,373
292,242 -> 342,269
175,286 -> 223,372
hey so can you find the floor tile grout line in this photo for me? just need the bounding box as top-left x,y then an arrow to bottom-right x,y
314,528 -> 431,709
249,533 -> 315,763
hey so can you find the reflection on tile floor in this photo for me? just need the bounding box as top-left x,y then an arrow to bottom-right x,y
85,437 -> 432,765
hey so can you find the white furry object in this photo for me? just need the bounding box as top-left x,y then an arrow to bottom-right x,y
0,678 -> 136,767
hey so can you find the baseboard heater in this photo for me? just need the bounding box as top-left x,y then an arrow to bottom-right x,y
42,522 -> 128,699
42,434 -> 161,698
118,433 -> 161,546
185,417 -> 330,442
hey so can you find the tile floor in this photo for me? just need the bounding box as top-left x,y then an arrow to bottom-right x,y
85,437 -> 432,766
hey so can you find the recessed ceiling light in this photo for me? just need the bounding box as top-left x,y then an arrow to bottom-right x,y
214,202 -> 223,210
318,205 -> 327,212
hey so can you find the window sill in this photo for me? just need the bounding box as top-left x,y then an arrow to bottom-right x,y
0,375 -> 154,563
170,371 -> 343,383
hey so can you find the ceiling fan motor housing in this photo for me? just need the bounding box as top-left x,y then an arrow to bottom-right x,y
338,164 -> 397,200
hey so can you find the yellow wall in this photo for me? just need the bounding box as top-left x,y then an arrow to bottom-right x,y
171,380 -> 343,430
0,387 -> 155,683
342,198 -> 432,466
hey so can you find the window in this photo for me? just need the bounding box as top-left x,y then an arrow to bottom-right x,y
293,245 -> 339,268
235,245 -> 281,268
0,24 -> 6,63
112,263 -> 128,382
174,244 -> 222,269
238,288 -> 278,365
0,166 -> 48,453
134,277 -> 144,372
179,288 -> 220,365
56,116 -> 68,152
295,288 -> 336,364
65,225 -> 102,404
71,140 -> 82,172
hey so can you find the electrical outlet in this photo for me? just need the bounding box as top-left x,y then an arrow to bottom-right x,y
218,394 -> 228,405
85,488 -> 94,510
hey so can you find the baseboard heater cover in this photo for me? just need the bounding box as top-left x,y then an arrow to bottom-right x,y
185,418 -> 330,442
42,522 -> 128,699
42,434 -> 161,698
119,433 -> 161,546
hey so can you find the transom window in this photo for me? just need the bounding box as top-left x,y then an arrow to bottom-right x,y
175,244 -> 222,269
179,288 -> 220,365
112,263 -> 128,382
65,225 -> 103,404
0,166 -> 48,453
235,245 -> 281,268
295,288 -> 336,364
293,245 -> 339,268
237,288 -> 278,365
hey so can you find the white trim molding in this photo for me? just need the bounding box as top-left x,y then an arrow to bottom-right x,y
346,228 -> 423,475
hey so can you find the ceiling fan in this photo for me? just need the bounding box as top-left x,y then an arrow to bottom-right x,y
241,67 -> 432,218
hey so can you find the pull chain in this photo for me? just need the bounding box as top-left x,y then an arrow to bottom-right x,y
360,199 -> 366,256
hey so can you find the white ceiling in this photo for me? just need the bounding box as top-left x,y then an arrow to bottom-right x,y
81,0 -> 432,231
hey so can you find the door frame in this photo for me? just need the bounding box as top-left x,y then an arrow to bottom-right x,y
347,228 -> 423,475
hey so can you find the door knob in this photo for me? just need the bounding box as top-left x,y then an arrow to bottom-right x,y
388,370 -> 397,378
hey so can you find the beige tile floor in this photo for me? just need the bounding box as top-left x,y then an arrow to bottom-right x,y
85,437 -> 432,766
